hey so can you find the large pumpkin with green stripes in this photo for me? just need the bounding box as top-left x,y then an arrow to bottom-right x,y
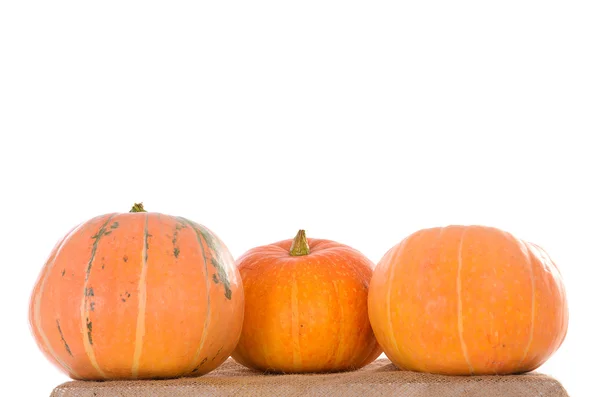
28,203 -> 244,380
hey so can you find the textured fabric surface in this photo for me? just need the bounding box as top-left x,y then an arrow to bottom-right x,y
51,358 -> 569,397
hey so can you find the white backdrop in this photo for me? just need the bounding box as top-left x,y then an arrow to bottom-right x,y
1,1 -> 598,396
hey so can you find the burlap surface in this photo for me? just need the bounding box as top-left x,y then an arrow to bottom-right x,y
51,358 -> 569,397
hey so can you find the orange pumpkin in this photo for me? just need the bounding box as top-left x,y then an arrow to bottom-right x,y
28,203 -> 244,380
232,230 -> 382,373
368,225 -> 568,375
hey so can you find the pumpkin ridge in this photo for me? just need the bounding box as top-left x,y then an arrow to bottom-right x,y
456,228 -> 474,374
332,248 -> 378,369
33,224 -> 84,379
131,213 -> 150,378
80,213 -> 117,379
177,217 -> 213,373
290,271 -> 301,369
324,251 -> 349,368
385,240 -> 405,368
263,257 -> 287,369
180,217 -> 232,301
516,239 -> 536,369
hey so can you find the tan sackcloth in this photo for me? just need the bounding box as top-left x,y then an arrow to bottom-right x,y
51,358 -> 569,397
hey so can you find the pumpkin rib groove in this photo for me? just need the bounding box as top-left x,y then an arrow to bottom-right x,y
80,213 -> 117,380
131,213 -> 150,378
385,240 -> 404,368
290,270 -> 301,369
179,217 -> 212,373
34,223 -> 85,379
332,250 -> 358,367
332,248 -> 378,369
526,242 -> 568,354
518,239 -> 536,369
428,226 -> 446,374
326,255 -> 343,368
266,258 -> 286,370
327,250 -> 362,367
456,228 -> 474,375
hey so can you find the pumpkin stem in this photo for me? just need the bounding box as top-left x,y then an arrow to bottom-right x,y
130,203 -> 147,213
289,229 -> 310,256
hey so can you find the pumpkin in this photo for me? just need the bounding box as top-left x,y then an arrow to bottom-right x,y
231,230 -> 382,373
368,225 -> 568,375
28,203 -> 244,380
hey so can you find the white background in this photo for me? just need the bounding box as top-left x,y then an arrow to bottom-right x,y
1,1 -> 598,396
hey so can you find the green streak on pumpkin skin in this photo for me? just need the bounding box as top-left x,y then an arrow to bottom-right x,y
172,225 -> 181,258
86,318 -> 93,345
145,233 -> 151,264
211,346 -> 224,361
192,221 -> 232,300
56,320 -> 73,357
81,214 -> 115,353
211,258 -> 232,300
212,274 -> 219,284
178,217 -> 232,300
110,221 -> 119,229
191,356 -> 209,373
86,215 -> 117,279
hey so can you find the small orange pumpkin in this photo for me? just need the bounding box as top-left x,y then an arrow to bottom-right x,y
28,203 -> 244,380
232,230 -> 382,373
368,225 -> 568,375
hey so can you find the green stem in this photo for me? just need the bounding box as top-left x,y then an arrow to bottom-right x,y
130,203 -> 147,213
289,229 -> 310,256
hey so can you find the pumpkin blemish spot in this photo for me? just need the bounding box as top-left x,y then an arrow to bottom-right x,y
120,291 -> 131,302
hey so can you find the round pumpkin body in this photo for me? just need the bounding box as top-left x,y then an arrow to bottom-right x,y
368,225 -> 568,375
231,231 -> 382,373
28,205 -> 244,380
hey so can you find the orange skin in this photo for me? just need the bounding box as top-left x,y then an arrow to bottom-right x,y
28,209 -> 244,380
368,225 -> 568,375
232,234 -> 382,373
